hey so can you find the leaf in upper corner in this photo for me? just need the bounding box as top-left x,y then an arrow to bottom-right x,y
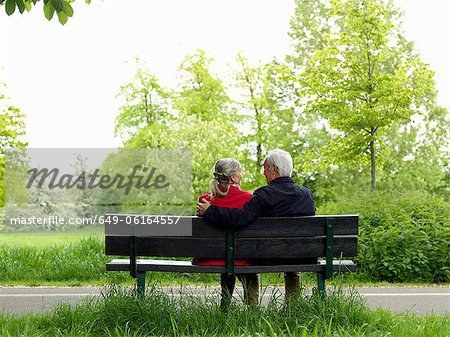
24,0 -> 32,11
43,0 -> 55,20
61,0 -> 73,17
16,0 -> 26,13
51,0 -> 63,12
57,9 -> 68,25
5,0 -> 16,16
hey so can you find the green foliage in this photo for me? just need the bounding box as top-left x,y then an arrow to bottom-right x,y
0,84 -> 28,207
0,88 -> 27,151
234,52 -> 271,170
320,190 -> 450,283
234,54 -> 301,187
290,0 -> 437,192
115,52 -> 313,205
288,0 -> 330,67
115,62 -> 171,144
117,51 -> 243,205
175,49 -> 231,122
0,0 -> 86,25
380,106 -> 450,198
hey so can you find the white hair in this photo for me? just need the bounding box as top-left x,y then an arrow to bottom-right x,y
265,149 -> 293,177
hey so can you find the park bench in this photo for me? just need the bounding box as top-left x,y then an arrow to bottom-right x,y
105,214 -> 358,295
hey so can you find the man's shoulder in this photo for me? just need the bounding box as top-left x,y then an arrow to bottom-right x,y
298,184 -> 314,195
253,185 -> 270,195
252,186 -> 273,201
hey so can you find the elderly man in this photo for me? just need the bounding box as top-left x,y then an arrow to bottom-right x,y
197,149 -> 316,301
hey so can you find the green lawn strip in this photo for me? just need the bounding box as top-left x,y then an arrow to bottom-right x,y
0,225 -> 103,247
0,286 -> 448,336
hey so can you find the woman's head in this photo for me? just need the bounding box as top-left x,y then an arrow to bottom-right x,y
209,158 -> 243,197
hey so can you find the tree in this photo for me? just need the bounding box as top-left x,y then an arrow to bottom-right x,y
0,83 -> 28,207
234,53 -> 269,175
174,49 -> 231,122
291,0 -> 436,192
288,0 -> 330,68
0,0 -> 90,25
380,105 -> 450,197
234,54 -> 304,187
115,63 -> 171,146
115,51 -> 242,204
171,50 -> 241,199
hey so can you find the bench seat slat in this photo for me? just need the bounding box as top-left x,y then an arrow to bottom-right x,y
106,259 -> 356,273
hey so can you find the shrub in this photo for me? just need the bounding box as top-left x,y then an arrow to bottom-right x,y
319,190 -> 450,283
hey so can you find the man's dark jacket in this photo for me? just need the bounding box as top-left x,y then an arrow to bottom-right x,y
203,176 -> 316,229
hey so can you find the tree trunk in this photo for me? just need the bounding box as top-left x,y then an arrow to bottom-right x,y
256,108 -> 262,166
370,139 -> 376,193
256,142 -> 262,167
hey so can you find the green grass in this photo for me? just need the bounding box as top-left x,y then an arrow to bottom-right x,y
0,237 -> 123,285
0,286 -> 448,336
0,225 -> 103,247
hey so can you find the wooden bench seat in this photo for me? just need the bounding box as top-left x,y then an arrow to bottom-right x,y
107,258 -> 356,274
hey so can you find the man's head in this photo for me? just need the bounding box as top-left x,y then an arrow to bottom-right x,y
263,149 -> 293,184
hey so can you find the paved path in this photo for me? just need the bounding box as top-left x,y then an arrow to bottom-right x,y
0,286 -> 448,316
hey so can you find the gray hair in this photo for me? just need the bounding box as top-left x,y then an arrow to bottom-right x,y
209,158 -> 242,197
264,149 -> 293,177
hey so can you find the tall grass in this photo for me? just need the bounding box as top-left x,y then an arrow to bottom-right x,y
0,286 -> 448,336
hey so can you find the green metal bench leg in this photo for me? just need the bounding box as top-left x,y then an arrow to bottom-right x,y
317,272 -> 326,295
137,272 -> 146,296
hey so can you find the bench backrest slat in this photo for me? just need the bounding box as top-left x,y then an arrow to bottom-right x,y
105,236 -> 357,258
233,216 -> 358,237
105,215 -> 358,237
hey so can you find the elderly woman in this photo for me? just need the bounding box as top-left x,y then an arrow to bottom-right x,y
193,158 -> 259,308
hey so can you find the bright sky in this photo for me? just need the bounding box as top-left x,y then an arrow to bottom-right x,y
0,0 -> 448,148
